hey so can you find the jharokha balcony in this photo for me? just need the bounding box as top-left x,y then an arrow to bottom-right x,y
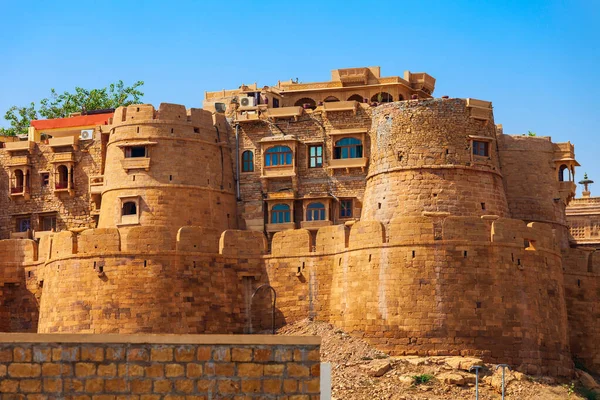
9,185 -> 30,200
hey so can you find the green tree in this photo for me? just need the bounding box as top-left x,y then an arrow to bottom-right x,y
527,131 -> 537,136
39,80 -> 144,119
0,103 -> 38,136
0,80 -> 144,137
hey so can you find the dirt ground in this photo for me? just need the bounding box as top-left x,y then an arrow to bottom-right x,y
277,319 -> 598,400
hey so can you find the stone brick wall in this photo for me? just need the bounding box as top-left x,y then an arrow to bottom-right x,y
98,104 -> 237,238
498,134 -> 571,248
362,98 -> 509,223
260,217 -> 573,377
562,247 -> 600,373
0,136 -> 102,239
0,334 -> 321,398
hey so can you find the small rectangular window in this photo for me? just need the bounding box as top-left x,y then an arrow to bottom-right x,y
41,173 -> 50,187
16,217 -> 31,233
309,145 -> 323,168
41,215 -> 57,232
125,146 -> 147,158
340,199 -> 353,218
472,141 -> 489,157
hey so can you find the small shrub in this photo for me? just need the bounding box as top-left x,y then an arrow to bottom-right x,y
374,353 -> 389,359
361,356 -> 373,361
413,374 -> 434,386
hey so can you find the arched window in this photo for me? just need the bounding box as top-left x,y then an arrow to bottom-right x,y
13,169 -> 24,193
271,204 -> 291,224
347,94 -> 364,102
306,202 -> 325,221
294,98 -> 316,110
242,150 -> 254,172
334,138 -> 363,159
323,96 -> 339,102
398,94 -> 405,101
371,92 -> 393,103
559,164 -> 569,182
122,202 -> 137,216
56,165 -> 69,189
265,146 -> 293,167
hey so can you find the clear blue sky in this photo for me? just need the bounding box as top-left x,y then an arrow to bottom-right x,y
1,0 -> 598,195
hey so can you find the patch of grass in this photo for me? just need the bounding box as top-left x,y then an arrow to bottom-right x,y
412,374 -> 434,386
360,356 -> 373,361
374,353 -> 389,359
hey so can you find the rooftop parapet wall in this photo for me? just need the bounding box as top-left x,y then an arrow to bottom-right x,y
112,103 -> 215,128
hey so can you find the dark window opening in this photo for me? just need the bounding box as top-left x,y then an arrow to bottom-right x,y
41,172 -> 50,187
122,202 -> 137,216
16,217 -> 31,233
242,150 -> 254,172
340,199 -> 353,218
41,215 -> 57,232
294,97 -> 316,110
472,141 -> 489,157
55,165 -> 69,189
347,94 -> 364,102
334,138 -> 363,159
271,204 -> 291,224
308,145 -> 323,168
371,92 -> 393,103
323,96 -> 339,102
481,202 -> 486,210
306,202 -> 326,221
125,146 -> 147,158
558,164 -> 569,182
265,146 -> 292,167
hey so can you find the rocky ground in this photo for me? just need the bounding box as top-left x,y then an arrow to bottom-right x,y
277,319 -> 600,400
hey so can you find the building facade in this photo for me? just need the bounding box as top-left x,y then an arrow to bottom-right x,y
0,66 -> 598,377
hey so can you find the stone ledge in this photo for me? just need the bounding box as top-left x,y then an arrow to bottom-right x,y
0,333 -> 321,346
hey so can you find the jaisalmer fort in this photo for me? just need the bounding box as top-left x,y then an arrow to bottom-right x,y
0,66 -> 598,396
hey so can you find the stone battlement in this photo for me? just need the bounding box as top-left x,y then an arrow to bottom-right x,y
0,216 -> 564,265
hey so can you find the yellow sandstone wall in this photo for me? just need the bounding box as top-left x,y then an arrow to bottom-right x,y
362,99 -> 509,224
0,334 -> 321,398
98,104 -> 237,237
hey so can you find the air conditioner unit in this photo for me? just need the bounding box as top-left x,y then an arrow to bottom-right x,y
80,129 -> 93,141
239,96 -> 256,107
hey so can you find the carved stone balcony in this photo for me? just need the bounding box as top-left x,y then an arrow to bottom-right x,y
466,98 -> 493,121
7,155 -> 30,167
265,222 -> 295,233
89,175 -> 104,195
338,67 -> 369,85
4,141 -> 34,154
261,166 -> 296,179
265,106 -> 303,121
235,111 -> 261,123
121,157 -> 151,171
328,157 -> 369,172
48,136 -> 79,151
322,101 -> 358,117
300,220 -> 332,230
52,152 -> 75,164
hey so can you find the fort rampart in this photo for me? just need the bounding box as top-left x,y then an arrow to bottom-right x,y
1,213 -> 593,376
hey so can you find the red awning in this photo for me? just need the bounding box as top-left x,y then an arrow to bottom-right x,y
31,113 -> 113,130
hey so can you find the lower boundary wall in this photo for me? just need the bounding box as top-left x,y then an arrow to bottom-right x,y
0,334 -> 321,399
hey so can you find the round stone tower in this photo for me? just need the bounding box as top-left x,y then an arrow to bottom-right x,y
98,103 -> 237,236
361,98 -> 510,223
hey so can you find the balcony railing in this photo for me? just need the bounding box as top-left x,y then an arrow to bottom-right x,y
4,140 -> 34,153
10,186 -> 24,194
121,157 -> 151,171
49,136 -> 79,150
266,222 -> 296,233
328,157 -> 369,171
